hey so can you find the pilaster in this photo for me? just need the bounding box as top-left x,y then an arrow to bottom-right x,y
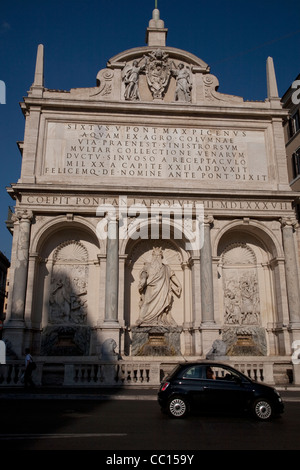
281,217 -> 300,329
200,215 -> 215,324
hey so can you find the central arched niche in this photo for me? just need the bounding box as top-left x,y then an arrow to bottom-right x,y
217,229 -> 275,356
124,238 -> 190,356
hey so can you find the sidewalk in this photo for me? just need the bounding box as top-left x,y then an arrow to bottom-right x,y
0,385 -> 300,401
0,386 -> 158,401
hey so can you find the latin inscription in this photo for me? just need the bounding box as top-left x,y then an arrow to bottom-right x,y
43,123 -> 268,182
22,194 -> 291,212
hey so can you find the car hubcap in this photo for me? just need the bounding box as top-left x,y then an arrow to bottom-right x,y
169,398 -> 186,417
255,401 -> 272,419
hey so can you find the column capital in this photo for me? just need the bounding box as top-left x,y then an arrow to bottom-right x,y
202,215 -> 214,227
106,211 -> 119,224
12,209 -> 33,223
181,256 -> 193,270
280,217 -> 298,230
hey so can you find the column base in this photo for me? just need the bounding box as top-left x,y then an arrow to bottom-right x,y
199,323 -> 221,358
2,322 -> 25,359
97,322 -> 121,360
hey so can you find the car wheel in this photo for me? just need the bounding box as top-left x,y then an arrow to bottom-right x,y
167,396 -> 189,418
252,398 -> 273,420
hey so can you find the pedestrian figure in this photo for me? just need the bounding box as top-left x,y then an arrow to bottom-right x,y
24,348 -> 35,389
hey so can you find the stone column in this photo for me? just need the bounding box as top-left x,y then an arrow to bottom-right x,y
3,210 -> 33,357
281,217 -> 300,327
24,252 -> 39,325
200,215 -> 215,324
10,210 -> 33,323
104,213 -> 119,323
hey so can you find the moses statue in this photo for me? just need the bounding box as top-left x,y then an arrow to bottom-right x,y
136,247 -> 182,326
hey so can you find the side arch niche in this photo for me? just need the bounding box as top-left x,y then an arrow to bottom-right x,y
32,224 -> 100,356
49,240 -> 89,326
124,239 -> 191,356
217,229 -> 277,356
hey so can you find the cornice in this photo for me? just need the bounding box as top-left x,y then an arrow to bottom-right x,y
21,95 -> 288,119
8,182 -> 300,201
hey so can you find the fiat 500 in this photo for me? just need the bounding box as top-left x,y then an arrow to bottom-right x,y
158,362 -> 284,420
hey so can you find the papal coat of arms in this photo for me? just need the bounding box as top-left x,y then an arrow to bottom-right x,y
122,49 -> 192,102
145,49 -> 171,99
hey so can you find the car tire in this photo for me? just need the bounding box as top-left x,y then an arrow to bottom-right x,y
252,398 -> 273,420
167,396 -> 189,418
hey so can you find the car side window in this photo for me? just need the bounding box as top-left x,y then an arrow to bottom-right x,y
212,366 -> 238,381
182,365 -> 205,379
202,366 -> 238,381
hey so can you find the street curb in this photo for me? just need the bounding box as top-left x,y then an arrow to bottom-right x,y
0,393 -> 157,400
1,387 -> 300,401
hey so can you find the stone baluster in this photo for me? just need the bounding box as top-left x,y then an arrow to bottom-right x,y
281,217 -> 300,326
104,212 -> 119,323
200,215 -> 215,323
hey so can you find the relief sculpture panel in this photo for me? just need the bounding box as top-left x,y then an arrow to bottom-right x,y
221,243 -> 267,356
224,271 -> 260,326
41,240 -> 91,356
49,241 -> 88,325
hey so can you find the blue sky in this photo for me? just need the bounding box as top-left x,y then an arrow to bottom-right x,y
0,0 -> 300,259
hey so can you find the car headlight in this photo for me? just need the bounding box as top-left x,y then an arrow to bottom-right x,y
274,389 -> 282,400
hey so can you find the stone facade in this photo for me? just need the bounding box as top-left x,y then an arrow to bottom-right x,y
4,9 -> 300,373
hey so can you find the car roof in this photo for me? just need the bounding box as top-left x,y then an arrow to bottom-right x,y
176,360 -> 233,367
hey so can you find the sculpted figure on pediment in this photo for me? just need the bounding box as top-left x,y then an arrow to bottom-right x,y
122,58 -> 146,101
171,62 -> 192,102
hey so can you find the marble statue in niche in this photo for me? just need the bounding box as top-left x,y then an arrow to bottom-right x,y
136,247 -> 182,326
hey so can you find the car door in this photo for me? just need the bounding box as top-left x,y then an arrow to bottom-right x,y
180,365 -> 207,409
201,365 -> 252,413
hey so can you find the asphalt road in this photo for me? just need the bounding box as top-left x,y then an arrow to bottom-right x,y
0,396 -> 299,451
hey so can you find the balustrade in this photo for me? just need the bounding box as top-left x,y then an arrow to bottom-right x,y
233,363 -> 265,382
0,359 -> 295,387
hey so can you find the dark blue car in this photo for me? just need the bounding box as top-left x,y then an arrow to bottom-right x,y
158,361 -> 284,420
